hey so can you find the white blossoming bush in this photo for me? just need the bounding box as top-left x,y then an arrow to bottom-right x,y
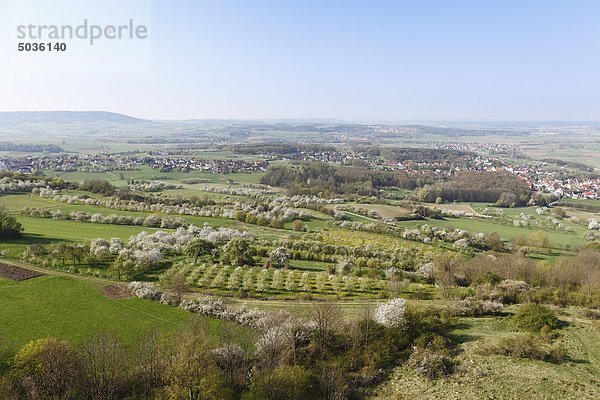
178,296 -> 266,326
159,292 -> 180,306
269,247 -> 290,268
129,180 -> 182,192
128,281 -> 162,300
0,178 -> 49,193
455,298 -> 503,316
212,344 -> 245,370
373,298 -> 406,328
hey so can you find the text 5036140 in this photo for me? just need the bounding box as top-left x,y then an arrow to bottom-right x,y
17,43 -> 67,52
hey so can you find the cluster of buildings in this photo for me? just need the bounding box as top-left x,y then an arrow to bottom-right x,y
142,157 -> 268,173
0,153 -> 269,175
426,141 -> 520,156
0,154 -> 137,173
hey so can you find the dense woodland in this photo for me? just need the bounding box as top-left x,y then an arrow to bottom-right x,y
0,142 -> 64,153
417,171 -> 532,206
231,144 -> 337,155
260,162 -> 418,195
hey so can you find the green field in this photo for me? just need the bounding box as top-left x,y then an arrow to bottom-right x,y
42,165 -> 265,187
0,274 -> 196,354
397,215 -> 586,248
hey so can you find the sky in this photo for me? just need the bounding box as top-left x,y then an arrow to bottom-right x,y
1,0 -> 599,122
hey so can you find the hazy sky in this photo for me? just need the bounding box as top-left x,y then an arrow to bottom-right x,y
1,0 -> 599,121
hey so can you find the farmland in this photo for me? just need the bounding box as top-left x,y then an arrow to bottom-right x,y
0,121 -> 600,399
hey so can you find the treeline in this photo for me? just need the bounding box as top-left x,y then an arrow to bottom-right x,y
555,200 -> 600,213
76,181 -> 219,208
260,162 -> 417,195
381,147 -> 475,164
231,143 -> 336,155
0,142 -> 64,153
418,171 -> 531,206
437,249 -> 600,308
541,158 -> 596,173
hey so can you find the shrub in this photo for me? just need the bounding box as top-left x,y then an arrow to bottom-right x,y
373,298 -> 406,328
481,334 -> 567,363
243,365 -> 317,400
455,298 -> 503,316
0,205 -> 23,239
512,303 -> 559,332
408,347 -> 454,379
292,220 -> 307,232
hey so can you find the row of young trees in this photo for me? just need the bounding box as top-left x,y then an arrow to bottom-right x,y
164,263 -> 380,296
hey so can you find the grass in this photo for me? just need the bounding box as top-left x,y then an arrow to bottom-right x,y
348,203 -> 412,218
17,216 -> 157,240
0,193 -> 290,253
397,216 -> 586,248
42,166 -> 265,187
373,310 -> 600,399
0,275 -> 195,353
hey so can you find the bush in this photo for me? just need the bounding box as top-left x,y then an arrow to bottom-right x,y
455,298 -> 503,316
0,206 -> 23,239
408,347 -> 454,379
243,365 -> 317,400
481,334 -> 567,363
512,303 -> 559,332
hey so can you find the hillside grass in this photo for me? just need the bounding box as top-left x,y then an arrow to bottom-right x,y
373,310 -> 600,399
0,275 -> 199,356
397,216 -> 585,248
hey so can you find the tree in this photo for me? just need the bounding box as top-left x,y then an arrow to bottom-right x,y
552,207 -> 567,219
10,337 -> 81,400
233,210 -> 247,222
292,220 -> 307,232
484,232 -> 504,252
245,365 -> 316,400
433,254 -> 460,296
79,179 -> 115,196
160,319 -> 229,400
111,251 -> 138,281
212,343 -> 246,396
529,230 -> 550,248
133,332 -> 169,399
221,238 -> 256,267
269,219 -> 284,229
269,247 -> 290,268
309,303 -> 342,359
79,333 -> 128,400
186,238 -> 215,263
170,273 -> 189,303
0,206 -> 23,239
496,192 -> 517,207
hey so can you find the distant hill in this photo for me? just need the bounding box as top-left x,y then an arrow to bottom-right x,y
0,111 -> 146,126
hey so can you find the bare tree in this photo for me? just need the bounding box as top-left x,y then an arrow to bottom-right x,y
133,332 -> 168,399
309,303 -> 342,359
79,333 -> 128,400
37,339 -> 81,400
170,273 -> 189,303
